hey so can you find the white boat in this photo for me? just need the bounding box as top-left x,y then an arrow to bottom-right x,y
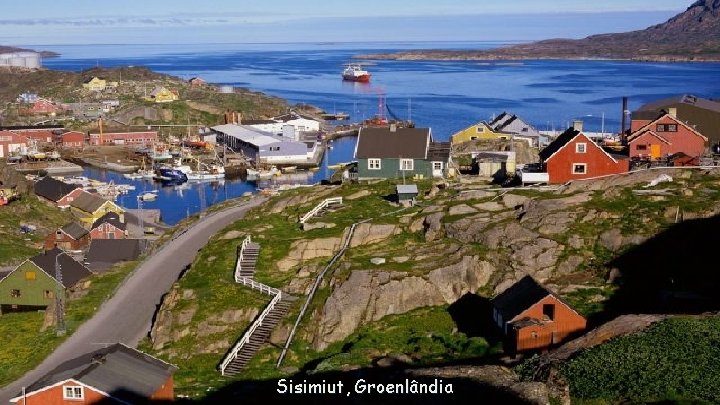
123,173 -> 144,180
186,165 -> 225,181
139,191 -> 158,201
138,169 -> 155,179
342,64 -> 371,82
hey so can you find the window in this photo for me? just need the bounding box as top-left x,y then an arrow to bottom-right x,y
108,232 -> 115,240
575,143 -> 587,153
543,304 -> 556,321
44,290 -> 54,299
368,159 -> 381,170
470,136 -> 478,140
531,331 -> 538,338
572,163 -> 587,174
25,271 -> 36,281
636,144 -> 648,151
667,124 -> 677,132
56,230 -> 63,240
269,146 -> 280,151
10,289 -> 20,298
63,386 -> 84,400
433,162 -> 443,170
521,127 -> 529,132
476,127 -> 485,133
400,159 -> 414,171
656,124 -> 665,132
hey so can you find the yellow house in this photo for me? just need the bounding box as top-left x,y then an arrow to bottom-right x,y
69,191 -> 125,224
450,121 -> 511,145
82,77 -> 119,92
147,86 -> 179,103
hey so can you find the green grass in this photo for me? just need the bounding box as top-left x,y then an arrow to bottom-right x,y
0,312 -> 63,386
0,195 -> 74,264
310,306 -> 498,371
561,317 -> 720,404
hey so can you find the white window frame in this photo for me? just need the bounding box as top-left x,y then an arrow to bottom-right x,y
432,161 -> 443,170
399,159 -> 414,171
63,386 -> 84,400
476,126 -> 485,133
575,143 -> 587,153
368,159 -> 381,170
572,163 -> 587,175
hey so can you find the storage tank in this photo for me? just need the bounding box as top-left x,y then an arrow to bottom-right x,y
17,52 -> 41,68
8,53 -> 26,67
219,86 -> 234,94
0,53 -> 12,66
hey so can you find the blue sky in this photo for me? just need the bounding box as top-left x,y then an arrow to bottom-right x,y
1,0 -> 690,45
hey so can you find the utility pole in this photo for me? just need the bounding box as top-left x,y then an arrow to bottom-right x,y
137,197 -> 144,236
55,253 -> 66,336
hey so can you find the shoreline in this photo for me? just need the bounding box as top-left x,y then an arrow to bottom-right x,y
354,53 -> 720,63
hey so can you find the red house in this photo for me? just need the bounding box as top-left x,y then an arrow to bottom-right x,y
10,343 -> 177,405
61,131 -> 85,149
44,222 -> 90,250
27,99 -> 63,115
491,276 -> 587,352
539,125 -> 629,184
628,112 -> 708,160
90,212 -> 127,240
89,131 -> 157,146
0,130 -> 29,158
189,76 -> 207,86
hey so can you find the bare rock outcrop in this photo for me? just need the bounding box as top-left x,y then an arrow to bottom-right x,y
313,257 -> 495,350
423,212 -> 445,242
349,223 -> 401,247
277,237 -> 343,272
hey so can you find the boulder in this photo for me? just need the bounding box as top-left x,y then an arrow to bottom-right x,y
474,201 -> 505,212
456,190 -> 496,200
502,193 -> 530,209
423,212 -> 445,242
277,237 -> 343,272
557,256 -> 585,275
302,222 -> 336,231
370,257 -> 386,265
448,204 -> 478,216
350,223 -> 401,247
313,256 -> 495,350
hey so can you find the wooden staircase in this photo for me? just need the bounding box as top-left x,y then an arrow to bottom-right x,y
299,197 -> 343,224
220,235 -> 293,376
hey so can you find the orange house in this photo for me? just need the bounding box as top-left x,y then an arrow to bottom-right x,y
539,126 -> 629,184
628,111 -> 708,160
491,276 -> 586,352
10,343 -> 177,405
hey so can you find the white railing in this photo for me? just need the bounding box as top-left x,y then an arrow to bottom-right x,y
236,276 -> 281,296
277,220 -> 364,367
299,197 -> 343,224
234,235 -> 253,281
220,289 -> 282,375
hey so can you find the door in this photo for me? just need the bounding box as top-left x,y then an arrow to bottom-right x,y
650,144 -> 661,159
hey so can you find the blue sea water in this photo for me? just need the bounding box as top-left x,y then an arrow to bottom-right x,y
37,42 -> 720,224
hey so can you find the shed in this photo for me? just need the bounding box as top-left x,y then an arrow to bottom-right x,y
396,184 -> 419,205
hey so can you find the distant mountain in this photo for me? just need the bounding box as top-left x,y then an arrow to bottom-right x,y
0,45 -> 58,58
357,0 -> 720,62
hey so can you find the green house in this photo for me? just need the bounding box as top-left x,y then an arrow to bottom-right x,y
0,248 -> 92,312
353,127 -> 450,181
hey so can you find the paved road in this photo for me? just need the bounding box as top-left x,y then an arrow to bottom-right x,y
0,197 -> 267,404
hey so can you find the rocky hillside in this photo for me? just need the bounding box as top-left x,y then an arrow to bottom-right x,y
145,168 -> 720,402
0,45 -> 57,57
0,66 -> 288,131
357,0 -> 720,62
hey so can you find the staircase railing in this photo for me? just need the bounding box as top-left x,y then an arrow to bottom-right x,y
219,289 -> 282,375
236,276 -> 280,296
277,220 -> 365,367
234,235 -> 252,282
299,197 -> 343,224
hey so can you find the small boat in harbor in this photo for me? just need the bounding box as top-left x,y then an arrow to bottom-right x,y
154,166 -> 188,183
342,64 -> 371,82
123,173 -> 144,180
187,164 -> 225,181
139,191 -> 158,201
281,166 -> 297,174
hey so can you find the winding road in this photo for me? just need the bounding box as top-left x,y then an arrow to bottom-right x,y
0,196 -> 268,404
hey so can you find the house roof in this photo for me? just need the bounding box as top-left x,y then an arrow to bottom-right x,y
0,271 -> 10,282
630,113 -> 709,142
91,212 -> 126,232
86,239 -> 145,267
34,177 -> 79,202
491,276 -> 552,322
488,112 -> 510,127
427,142 -> 451,162
539,128 -> 620,164
212,124 -> 287,147
19,343 -> 177,403
627,129 -> 671,144
69,191 -> 109,213
29,248 -> 92,288
396,184 -> 418,194
242,119 -> 278,125
355,127 -> 431,159
60,222 -> 89,240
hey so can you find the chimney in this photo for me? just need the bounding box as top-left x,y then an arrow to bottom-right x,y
572,120 -> 584,132
119,212 -> 125,224
389,123 -> 397,132
668,107 -> 677,118
621,96 -> 628,134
